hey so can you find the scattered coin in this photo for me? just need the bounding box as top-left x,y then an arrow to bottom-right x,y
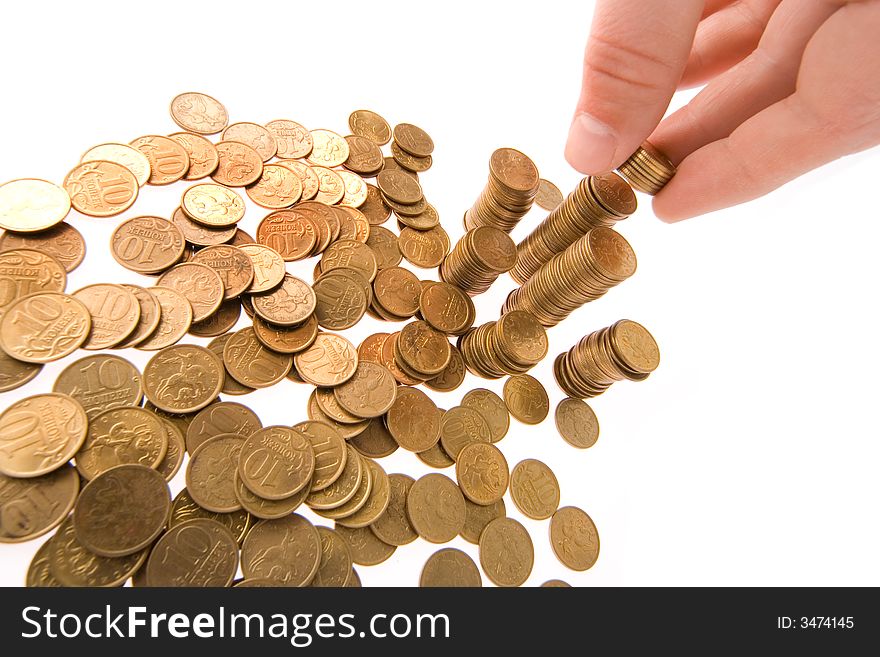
142,344 -> 224,413
169,132 -> 220,180
0,292 -> 90,362
461,388 -> 509,442
53,354 -> 143,418
535,178 -> 564,210
110,215 -> 186,274
307,129 -> 350,168
186,434 -> 243,513
550,506 -> 600,571
49,516 -> 147,587
0,248 -> 67,317
420,548 -> 482,587
510,458 -> 560,520
147,518 -> 239,587
456,442 -> 509,505
134,286 -> 192,351
0,179 -> 70,232
74,406 -> 167,480
266,119 -> 313,159
334,524 -> 396,566
130,135 -> 191,185
386,386 -> 442,452
460,497 -> 505,544
503,374 -> 549,424
156,262 -> 225,322
241,514 -> 321,586
170,92 -> 229,135
479,517 -> 534,587
212,141 -> 263,187
185,401 -> 262,455
252,274 -> 315,327
222,122 -> 278,162
72,283 -> 141,350
239,425 -> 314,499
295,333 -> 358,387
0,222 -> 85,272
555,398 -> 600,448
349,110 -> 392,145
406,473 -> 465,543
0,346 -> 42,392
0,465 -> 78,543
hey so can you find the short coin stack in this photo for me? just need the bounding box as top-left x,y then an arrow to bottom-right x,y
503,226 -> 637,326
554,320 -> 660,398
463,148 -> 539,233
511,172 -> 637,284
458,310 -> 548,379
617,140 -> 677,195
439,226 -> 517,295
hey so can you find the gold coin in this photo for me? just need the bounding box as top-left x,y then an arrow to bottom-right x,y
186,434 -> 243,512
362,227 -> 400,272
305,445 -> 362,510
154,418 -> 185,482
235,468 -> 309,520
222,122 -> 277,161
265,119 -> 313,159
251,273 -> 315,326
373,266 -> 420,318
550,506 -> 600,571
313,270 -> 368,330
416,441 -> 455,469
333,361 -> 397,419
0,248 -> 67,318
357,332 -> 390,365
189,299 -> 241,337
170,205 -> 236,247
439,406 -> 492,461
311,166 -> 346,205
393,123 -> 434,157
337,170 -> 368,208
110,215 -> 186,274
182,183 -> 245,227
147,517 -> 239,587
64,160 -> 138,216
206,333 -> 255,396
479,517 -> 534,587
0,345 -> 42,392
185,401 -> 261,455
0,221 -> 85,273
390,141 -> 432,173
399,225 -> 448,268
510,458 -> 560,520
360,184 -> 392,225
246,163 -> 303,209
135,286 -> 192,351
143,344 -> 224,413
81,143 -> 151,187
406,473 -> 465,543
344,134 -> 384,175
168,488 -> 251,543
212,141 -> 263,187
291,420 -> 347,492
370,473 -> 418,546
0,179 -> 70,232
611,319 -> 661,373
191,244 -> 254,299
239,425 -> 315,499
239,243 -> 285,293
336,459 -> 391,528
0,292 -> 90,363
50,516 -> 147,587
381,332 -> 422,386
252,313 -> 318,354
313,453 -> 371,520
75,406 -> 167,480
277,160 -> 320,200
460,496 -> 505,544
306,391 -> 368,440
397,319 -> 451,377
222,327 -> 292,388
376,169 -> 423,205
241,514 -> 322,586
385,386 -> 442,452
535,178 -> 564,210
0,464 -> 78,543
321,238 -> 378,281
349,110 -> 392,145
307,129 -> 350,167
130,135 -> 191,185
311,526 -> 354,587
349,418 -> 398,460
156,262 -> 225,322
169,132 -> 220,180
456,442 -> 509,505
334,524 -> 396,566
53,354 -> 143,418
26,540 -> 61,587
420,548 -> 482,587
554,398 -> 599,449
256,209 -> 318,261
461,388 -> 509,442
72,283 -> 141,350
295,333 -> 358,386
170,92 -> 229,135
73,464 -> 170,557
503,374 -> 549,424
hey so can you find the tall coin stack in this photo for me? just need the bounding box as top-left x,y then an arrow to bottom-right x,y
503,226 -> 637,327
510,172 -> 636,284
464,148 -> 539,233
458,310 -> 548,379
554,319 -> 660,398
440,225 -> 517,295
617,141 -> 677,195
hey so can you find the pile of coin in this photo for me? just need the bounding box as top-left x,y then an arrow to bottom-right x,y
554,320 -> 660,398
617,141 -> 677,195
463,148 -> 539,233
439,226 -> 517,295
503,227 -> 637,326
510,172 -> 637,284
458,310 -> 548,379
0,91 -> 639,588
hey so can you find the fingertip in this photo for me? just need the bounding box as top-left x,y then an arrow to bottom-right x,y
651,187 -> 694,223
564,112 -> 619,174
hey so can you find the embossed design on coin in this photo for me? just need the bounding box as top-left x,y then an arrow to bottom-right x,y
75,406 -> 167,480
386,386 -> 442,452
295,333 -> 358,387
406,473 -> 465,543
291,421 -> 347,492
147,518 -> 239,586
223,122 -> 278,161
0,292 -> 89,362
550,506 -> 600,571
63,160 -> 139,216
82,143 -> 152,186
185,401 -> 261,455
0,464 -> 78,543
130,135 -> 191,185
0,179 -> 70,232
239,243 -> 285,293
456,442 -> 509,505
168,489 -> 250,543
72,284 -> 140,350
246,164 -> 302,209
266,119 -> 313,159
239,425 -> 315,499
252,274 -> 315,326
439,406 -> 492,461
191,244 -> 254,299
169,132 -> 220,180
186,434 -> 243,512
135,287 -> 192,351
555,398 -> 600,449
241,514 -> 321,586
182,183 -> 245,227
143,344 -> 224,413
461,389 -> 509,442
479,517 -> 534,587
460,497 -> 505,544
49,516 -> 147,587
307,129 -> 350,167
334,524 -> 396,566
420,548 -> 482,587
393,123 -> 434,157
510,458 -> 560,520
370,473 -> 417,546
311,526 -> 353,587
0,222 -> 85,273
503,374 -> 549,424
110,216 -> 185,274
170,92 -> 229,134
53,354 -> 143,418
156,262 -> 225,322
212,141 -> 263,187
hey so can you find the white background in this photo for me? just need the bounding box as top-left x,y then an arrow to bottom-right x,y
1,0 -> 878,587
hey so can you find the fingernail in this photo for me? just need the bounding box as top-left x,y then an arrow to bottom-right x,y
565,113 -> 617,173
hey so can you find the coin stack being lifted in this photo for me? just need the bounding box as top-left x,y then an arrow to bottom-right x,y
0,92 -> 674,588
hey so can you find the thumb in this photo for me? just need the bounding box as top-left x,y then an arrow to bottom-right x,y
566,0 -> 704,173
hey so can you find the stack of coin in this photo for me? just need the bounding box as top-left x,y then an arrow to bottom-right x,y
439,226 -> 516,296
464,148 -> 539,233
389,122 -> 434,174
554,320 -> 660,398
510,173 -> 636,284
617,141 -> 676,195
503,227 -> 637,326
389,320 -> 453,383
458,310 -> 548,379
417,281 -> 476,336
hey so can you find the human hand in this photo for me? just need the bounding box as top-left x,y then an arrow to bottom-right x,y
564,0 -> 880,221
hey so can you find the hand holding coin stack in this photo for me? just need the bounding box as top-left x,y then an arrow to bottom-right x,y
616,140 -> 677,196
0,90 -> 663,588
